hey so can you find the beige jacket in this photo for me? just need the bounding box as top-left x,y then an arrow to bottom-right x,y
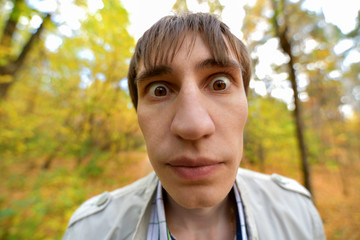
63,168 -> 326,240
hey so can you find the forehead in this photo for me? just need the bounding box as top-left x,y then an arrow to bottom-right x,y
136,34 -> 241,83
137,33 -> 240,75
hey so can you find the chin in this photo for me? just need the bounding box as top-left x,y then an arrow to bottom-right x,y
166,184 -> 232,210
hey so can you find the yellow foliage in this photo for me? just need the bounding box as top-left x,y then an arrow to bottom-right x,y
0,0 -> 359,239
0,74 -> 13,83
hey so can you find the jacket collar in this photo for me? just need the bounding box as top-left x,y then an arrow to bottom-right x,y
132,172 -> 159,239
235,170 -> 259,240
132,169 -> 259,240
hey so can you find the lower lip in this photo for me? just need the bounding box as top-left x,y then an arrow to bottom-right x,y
170,164 -> 222,180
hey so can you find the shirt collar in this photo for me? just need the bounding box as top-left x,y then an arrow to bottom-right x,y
147,181 -> 248,240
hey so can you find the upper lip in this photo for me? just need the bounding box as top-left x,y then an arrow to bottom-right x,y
168,157 -> 221,167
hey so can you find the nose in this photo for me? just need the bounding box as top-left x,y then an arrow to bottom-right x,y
170,86 -> 215,141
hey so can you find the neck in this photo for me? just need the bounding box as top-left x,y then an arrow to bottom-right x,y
164,190 -> 236,240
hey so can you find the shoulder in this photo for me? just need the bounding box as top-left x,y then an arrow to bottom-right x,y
236,168 -> 325,239
65,172 -> 158,230
236,168 -> 311,198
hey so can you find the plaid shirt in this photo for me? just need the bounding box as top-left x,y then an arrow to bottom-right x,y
146,181 -> 248,240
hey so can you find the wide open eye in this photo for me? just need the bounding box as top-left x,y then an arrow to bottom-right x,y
210,76 -> 231,91
149,83 -> 169,97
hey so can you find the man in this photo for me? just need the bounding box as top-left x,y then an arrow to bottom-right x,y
63,13 -> 325,240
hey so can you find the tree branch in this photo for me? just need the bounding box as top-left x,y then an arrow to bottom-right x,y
0,12 -> 50,99
0,0 -> 22,48
13,14 -> 50,72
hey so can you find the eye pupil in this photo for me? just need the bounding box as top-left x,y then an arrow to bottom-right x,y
213,79 -> 226,90
154,86 -> 167,96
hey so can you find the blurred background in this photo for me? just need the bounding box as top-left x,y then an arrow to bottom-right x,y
0,0 -> 359,239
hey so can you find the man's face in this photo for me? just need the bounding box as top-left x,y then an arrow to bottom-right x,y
136,34 -> 248,209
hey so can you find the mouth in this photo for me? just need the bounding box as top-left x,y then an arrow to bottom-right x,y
168,157 -> 223,180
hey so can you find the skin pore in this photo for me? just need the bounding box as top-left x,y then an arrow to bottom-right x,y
136,33 -> 248,239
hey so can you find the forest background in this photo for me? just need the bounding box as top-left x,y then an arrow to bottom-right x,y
0,0 -> 359,239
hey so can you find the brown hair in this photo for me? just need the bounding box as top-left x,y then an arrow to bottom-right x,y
127,12 -> 251,109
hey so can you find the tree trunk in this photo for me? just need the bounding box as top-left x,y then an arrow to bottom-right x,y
287,53 -> 312,194
0,82 -> 11,100
42,145 -> 61,170
271,0 -> 312,194
258,141 -> 266,173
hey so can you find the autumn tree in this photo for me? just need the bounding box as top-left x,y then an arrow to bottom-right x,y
244,92 -> 298,173
0,1 -> 143,238
242,0 -> 346,193
172,0 -> 224,15
0,0 -> 140,169
0,0 -> 51,99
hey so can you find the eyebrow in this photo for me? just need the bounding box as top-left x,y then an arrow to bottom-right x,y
195,58 -> 242,71
135,58 -> 241,84
135,65 -> 173,84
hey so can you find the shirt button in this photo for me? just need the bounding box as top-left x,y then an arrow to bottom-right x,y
272,174 -> 288,185
97,192 -> 109,207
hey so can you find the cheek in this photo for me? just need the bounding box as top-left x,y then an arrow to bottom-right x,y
221,97 -> 248,132
137,106 -> 171,157
137,107 -> 156,145
219,98 -> 247,155
137,108 -> 148,135
235,96 -> 248,128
